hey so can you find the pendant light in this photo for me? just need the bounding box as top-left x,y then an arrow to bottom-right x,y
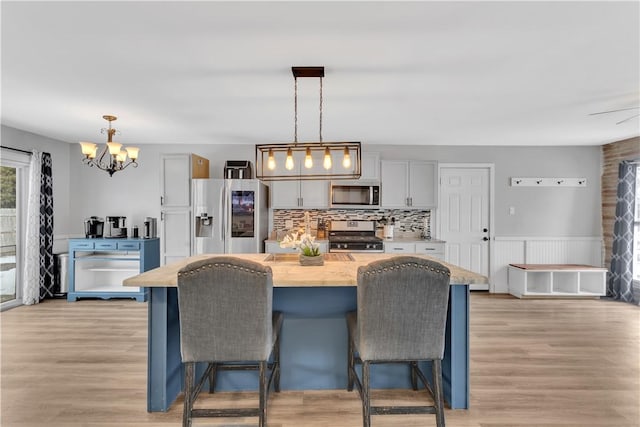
256,67 -> 361,181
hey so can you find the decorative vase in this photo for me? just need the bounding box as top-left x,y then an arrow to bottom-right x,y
299,254 -> 324,266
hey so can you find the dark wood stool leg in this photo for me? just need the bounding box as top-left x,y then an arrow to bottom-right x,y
410,361 -> 419,390
274,334 -> 281,392
208,362 -> 217,393
183,362 -> 194,427
362,361 -> 371,427
432,359 -> 446,427
348,331 -> 355,391
259,361 -> 267,427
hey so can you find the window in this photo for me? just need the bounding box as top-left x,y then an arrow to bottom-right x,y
0,149 -> 29,311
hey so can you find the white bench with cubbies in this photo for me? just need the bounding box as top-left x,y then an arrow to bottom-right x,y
508,264 -> 606,298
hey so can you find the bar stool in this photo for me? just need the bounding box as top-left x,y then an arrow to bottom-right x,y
347,256 -> 451,427
177,256 -> 283,427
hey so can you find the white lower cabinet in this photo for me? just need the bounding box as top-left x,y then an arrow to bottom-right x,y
384,242 -> 415,254
160,209 -> 191,265
414,242 -> 446,261
384,241 -> 445,261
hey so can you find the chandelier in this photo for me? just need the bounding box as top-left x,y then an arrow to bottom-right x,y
79,115 -> 139,177
255,66 -> 361,181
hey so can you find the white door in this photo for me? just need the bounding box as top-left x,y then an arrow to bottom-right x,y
439,166 -> 491,290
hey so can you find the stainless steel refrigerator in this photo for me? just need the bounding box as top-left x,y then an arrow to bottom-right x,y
192,179 -> 269,254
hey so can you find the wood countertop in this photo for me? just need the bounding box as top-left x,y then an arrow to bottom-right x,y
124,253 -> 488,288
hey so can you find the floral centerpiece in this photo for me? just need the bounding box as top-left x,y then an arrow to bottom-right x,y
279,232 -> 324,266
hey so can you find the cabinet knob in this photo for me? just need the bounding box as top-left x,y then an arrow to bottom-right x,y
483,237 -> 489,241
483,228 -> 488,233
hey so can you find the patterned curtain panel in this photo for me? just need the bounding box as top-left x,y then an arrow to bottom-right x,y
23,150 -> 42,305
608,160 -> 638,304
39,152 -> 54,300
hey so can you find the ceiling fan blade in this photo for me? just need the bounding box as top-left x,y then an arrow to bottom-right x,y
616,113 -> 640,125
589,106 -> 640,116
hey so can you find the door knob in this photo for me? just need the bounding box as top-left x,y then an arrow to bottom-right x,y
482,237 -> 489,241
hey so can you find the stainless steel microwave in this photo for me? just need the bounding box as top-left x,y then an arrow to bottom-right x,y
330,181 -> 380,208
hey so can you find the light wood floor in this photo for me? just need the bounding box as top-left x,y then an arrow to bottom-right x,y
1,294 -> 638,426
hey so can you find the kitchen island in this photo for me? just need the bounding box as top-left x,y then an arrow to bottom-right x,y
123,253 -> 488,412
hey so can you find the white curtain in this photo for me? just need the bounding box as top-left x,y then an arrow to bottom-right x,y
23,150 -> 42,305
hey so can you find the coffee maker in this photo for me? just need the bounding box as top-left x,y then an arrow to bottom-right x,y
84,216 -> 104,238
105,216 -> 127,238
143,217 -> 157,239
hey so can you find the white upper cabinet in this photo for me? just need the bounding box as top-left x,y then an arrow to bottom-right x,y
359,152 -> 380,181
160,154 -> 191,207
270,180 -> 329,209
380,160 -> 437,209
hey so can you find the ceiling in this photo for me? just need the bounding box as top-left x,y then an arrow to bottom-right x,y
2,1 -> 639,147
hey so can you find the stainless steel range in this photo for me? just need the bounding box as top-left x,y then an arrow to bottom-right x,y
328,220 -> 384,253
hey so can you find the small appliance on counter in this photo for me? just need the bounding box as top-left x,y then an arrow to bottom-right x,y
105,216 -> 127,238
223,160 -> 252,179
84,216 -> 104,238
143,217 -> 157,239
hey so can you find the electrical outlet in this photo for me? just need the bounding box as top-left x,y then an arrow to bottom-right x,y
285,219 -> 294,229
509,206 -> 516,216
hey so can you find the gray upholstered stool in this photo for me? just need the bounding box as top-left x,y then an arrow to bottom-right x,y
347,256 -> 451,427
177,256 -> 283,427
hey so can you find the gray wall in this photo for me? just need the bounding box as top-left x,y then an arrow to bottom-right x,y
1,125 -> 603,239
372,145 -> 602,237
1,125 -> 72,246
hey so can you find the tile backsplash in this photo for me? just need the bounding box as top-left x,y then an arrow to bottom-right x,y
272,209 -> 431,238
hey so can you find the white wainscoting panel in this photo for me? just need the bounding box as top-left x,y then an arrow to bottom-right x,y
491,237 -> 603,293
491,239 -> 526,293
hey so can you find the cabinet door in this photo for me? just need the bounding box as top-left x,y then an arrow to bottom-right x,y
160,154 -> 191,208
409,161 -> 437,208
384,242 -> 415,253
360,152 -> 380,181
380,161 -> 409,208
160,209 -> 191,265
270,181 -> 301,208
300,180 -> 329,208
415,242 -> 445,260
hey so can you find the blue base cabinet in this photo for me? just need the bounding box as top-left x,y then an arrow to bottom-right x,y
68,238 -> 160,302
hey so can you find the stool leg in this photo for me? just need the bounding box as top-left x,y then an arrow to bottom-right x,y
208,362 -> 217,393
432,359 -> 446,427
274,333 -> 281,392
362,361 -> 371,427
183,362 -> 194,427
347,332 -> 355,392
259,361 -> 267,427
410,361 -> 418,390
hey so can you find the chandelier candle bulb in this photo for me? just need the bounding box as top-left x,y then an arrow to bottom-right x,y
107,141 -> 122,155
80,142 -> 97,156
116,150 -> 127,163
125,146 -> 139,160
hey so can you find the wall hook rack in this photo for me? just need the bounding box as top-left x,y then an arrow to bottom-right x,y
510,177 -> 587,187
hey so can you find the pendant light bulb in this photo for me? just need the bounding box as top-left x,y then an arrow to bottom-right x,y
342,147 -> 351,169
304,147 -> 313,169
267,149 -> 276,170
323,147 -> 332,170
285,148 -> 295,171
